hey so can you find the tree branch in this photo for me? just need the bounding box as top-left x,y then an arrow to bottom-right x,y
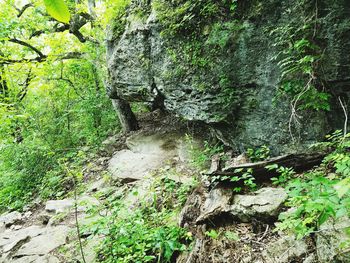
0,52 -> 84,65
57,52 -> 84,60
17,69 -> 33,102
8,38 -> 46,60
29,13 -> 99,44
16,3 -> 33,18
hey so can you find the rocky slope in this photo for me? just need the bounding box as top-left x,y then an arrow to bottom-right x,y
1,113 -> 349,262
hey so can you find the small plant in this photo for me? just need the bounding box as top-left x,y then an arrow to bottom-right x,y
246,145 -> 270,162
185,134 -> 224,170
267,164 -> 296,186
224,231 -> 240,241
87,176 -> 194,262
212,168 -> 257,193
205,229 -> 220,239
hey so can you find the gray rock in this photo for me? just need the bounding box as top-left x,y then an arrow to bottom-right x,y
78,195 -> 100,210
10,256 -> 38,263
101,135 -> 121,154
108,133 -> 186,182
230,187 -> 287,222
0,226 -> 45,255
10,225 -> 22,231
0,222 -> 5,234
0,211 -> 22,227
126,133 -> 179,155
263,235 -> 308,263
107,0 -> 349,154
195,187 -> 287,223
108,149 -> 168,181
45,199 -> 74,213
88,179 -> 106,193
316,217 -> 350,263
196,186 -> 232,223
15,225 -> 70,257
11,255 -> 60,263
23,211 -> 33,219
303,253 -> 317,263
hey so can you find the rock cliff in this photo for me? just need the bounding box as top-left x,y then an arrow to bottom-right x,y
107,0 -> 350,154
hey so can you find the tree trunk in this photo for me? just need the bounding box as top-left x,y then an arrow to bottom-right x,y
111,98 -> 139,132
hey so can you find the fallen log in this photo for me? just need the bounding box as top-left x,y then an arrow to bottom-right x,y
206,152 -> 327,180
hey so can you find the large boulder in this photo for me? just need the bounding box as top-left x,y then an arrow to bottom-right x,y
229,187 -> 287,222
196,187 -> 287,223
107,0 -> 350,154
108,132 -> 192,182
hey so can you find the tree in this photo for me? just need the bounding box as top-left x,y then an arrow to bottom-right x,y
0,0 -> 121,210
0,0 -> 139,134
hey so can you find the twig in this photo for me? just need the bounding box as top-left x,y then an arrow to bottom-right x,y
288,77 -> 313,141
338,96 -> 348,137
72,173 -> 87,263
257,224 -> 269,242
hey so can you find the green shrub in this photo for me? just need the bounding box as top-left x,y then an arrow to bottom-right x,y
276,131 -> 350,239
87,177 -> 195,262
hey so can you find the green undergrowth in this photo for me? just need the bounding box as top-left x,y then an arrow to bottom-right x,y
84,175 -> 197,262
265,130 -> 350,239
185,134 -> 224,170
0,143 -> 92,212
189,129 -> 350,240
272,0 -> 331,112
0,62 -> 119,212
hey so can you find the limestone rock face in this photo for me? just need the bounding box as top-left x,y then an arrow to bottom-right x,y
107,0 -> 350,154
316,217 -> 350,263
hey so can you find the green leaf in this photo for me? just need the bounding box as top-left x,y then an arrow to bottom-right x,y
225,231 -> 239,241
43,0 -> 70,23
334,178 -> 350,198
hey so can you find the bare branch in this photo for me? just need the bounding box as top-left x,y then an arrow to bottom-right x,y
0,57 -> 42,65
57,52 -> 84,60
28,15 -> 99,44
338,96 -> 348,137
29,24 -> 70,39
8,38 -> 46,59
16,3 -> 33,18
0,52 -> 84,65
